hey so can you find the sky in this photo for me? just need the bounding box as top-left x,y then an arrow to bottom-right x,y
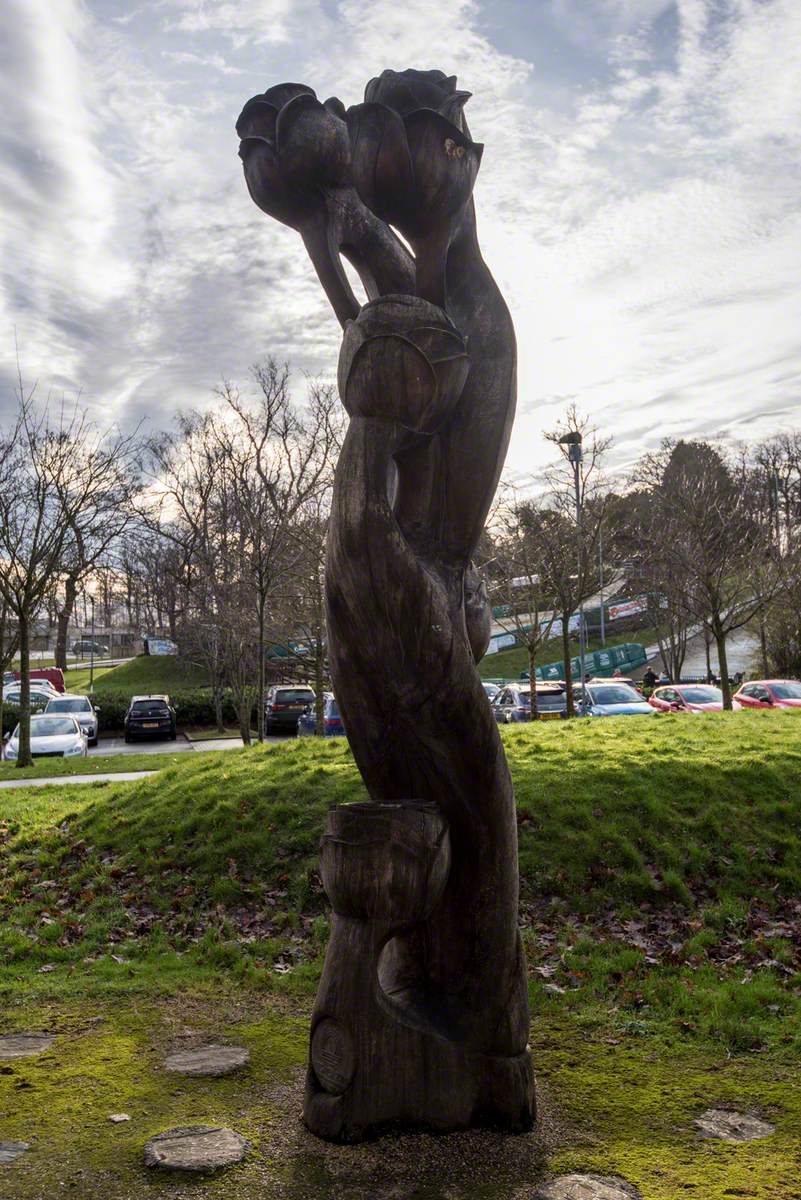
1,0 -> 800,480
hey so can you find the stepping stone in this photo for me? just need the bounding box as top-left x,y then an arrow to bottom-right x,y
694,1109 -> 776,1142
163,1045 -> 250,1077
143,1126 -> 249,1173
0,1141 -> 29,1165
535,1176 -> 642,1200
0,1034 -> 55,1060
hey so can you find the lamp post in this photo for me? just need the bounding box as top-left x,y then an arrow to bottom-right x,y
88,591 -> 96,695
558,431 -> 586,700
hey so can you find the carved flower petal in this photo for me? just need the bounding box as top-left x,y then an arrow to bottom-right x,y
240,139 -> 307,229
345,102 -> 414,220
403,109 -> 482,224
261,82 -> 317,109
276,92 -> 352,190
438,91 -> 472,133
365,69 -> 457,115
236,97 -> 279,141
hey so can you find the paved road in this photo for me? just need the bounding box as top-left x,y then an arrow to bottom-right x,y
0,771 -> 157,790
88,734 -> 286,756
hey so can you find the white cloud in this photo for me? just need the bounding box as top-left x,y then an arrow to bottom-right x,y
0,0 -> 799,488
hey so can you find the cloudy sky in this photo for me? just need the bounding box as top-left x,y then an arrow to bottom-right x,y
1,0 -> 800,477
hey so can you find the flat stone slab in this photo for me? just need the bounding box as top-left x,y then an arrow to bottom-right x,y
694,1109 -> 776,1142
0,1033 -> 55,1060
0,1141 -> 30,1165
143,1126 -> 249,1173
535,1176 -> 642,1200
163,1045 -> 250,1076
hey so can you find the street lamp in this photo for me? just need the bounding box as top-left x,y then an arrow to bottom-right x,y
558,431 -> 587,699
86,586 -> 96,695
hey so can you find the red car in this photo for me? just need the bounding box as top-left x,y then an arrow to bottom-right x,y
648,684 -> 737,713
733,680 -> 801,710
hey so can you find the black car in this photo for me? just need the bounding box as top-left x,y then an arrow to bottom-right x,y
72,639 -> 109,656
265,684 -> 316,733
124,694 -> 177,742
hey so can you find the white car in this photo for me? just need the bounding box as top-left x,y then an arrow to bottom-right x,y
3,714 -> 88,761
44,694 -> 100,746
1,686 -> 52,711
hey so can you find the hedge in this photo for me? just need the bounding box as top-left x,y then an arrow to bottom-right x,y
2,690 -> 256,736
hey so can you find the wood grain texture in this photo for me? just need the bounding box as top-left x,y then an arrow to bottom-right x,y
237,67 -> 535,1141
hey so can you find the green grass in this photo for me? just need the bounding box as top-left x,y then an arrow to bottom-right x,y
3,714 -> 801,1197
87,654 -> 210,696
0,750 -> 191,781
480,625 -> 661,680
1,712 -> 800,1053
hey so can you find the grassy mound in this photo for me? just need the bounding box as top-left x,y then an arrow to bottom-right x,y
2,713 -> 800,1050
91,653 -> 209,695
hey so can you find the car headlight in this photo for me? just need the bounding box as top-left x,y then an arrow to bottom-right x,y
65,743 -> 85,756
4,745 -> 17,759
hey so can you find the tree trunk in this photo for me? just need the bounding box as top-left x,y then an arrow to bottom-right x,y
236,691 -> 252,744
562,617 -> 574,717
257,594 -> 266,743
314,625 -> 326,736
715,630 -> 732,709
0,604 -> 5,751
55,574 -> 79,671
17,614 -> 32,768
704,626 -> 712,684
528,644 -> 538,719
759,617 -> 769,678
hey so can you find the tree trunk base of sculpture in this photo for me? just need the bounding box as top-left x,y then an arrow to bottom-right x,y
303,801 -> 536,1142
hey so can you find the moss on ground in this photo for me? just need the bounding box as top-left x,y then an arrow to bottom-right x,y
2,996 -> 798,1199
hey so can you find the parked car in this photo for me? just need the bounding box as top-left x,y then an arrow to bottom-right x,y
482,682 -> 500,702
124,695 -> 177,742
72,639 -> 109,657
648,684 -> 736,713
493,682 -> 568,723
2,670 -> 15,687
733,680 -> 801,710
297,694 -> 346,737
577,681 -> 656,718
265,685 -> 316,733
44,694 -> 100,745
19,667 -> 66,693
0,686 -> 51,712
3,714 -> 88,761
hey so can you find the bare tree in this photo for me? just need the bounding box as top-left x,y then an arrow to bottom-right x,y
218,362 -> 342,741
634,440 -> 782,708
491,489 -> 557,717
0,381 -> 141,766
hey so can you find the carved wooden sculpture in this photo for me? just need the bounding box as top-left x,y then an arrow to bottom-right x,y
237,68 -> 535,1141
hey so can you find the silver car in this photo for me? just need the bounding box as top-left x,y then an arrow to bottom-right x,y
44,694 -> 100,746
3,714 -> 88,761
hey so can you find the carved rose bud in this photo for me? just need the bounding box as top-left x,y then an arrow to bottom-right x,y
338,294 -> 470,435
346,69 -> 481,236
236,83 -> 351,228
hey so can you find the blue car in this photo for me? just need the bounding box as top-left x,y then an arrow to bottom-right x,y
577,682 -> 656,718
297,693 -> 346,737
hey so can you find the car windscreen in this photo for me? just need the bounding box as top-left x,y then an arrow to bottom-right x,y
131,701 -> 170,715
679,687 -> 722,704
589,686 -> 641,705
513,692 -> 531,706
30,718 -> 77,737
275,689 -> 315,702
328,698 -> 340,718
536,692 -> 566,710
47,698 -> 91,713
771,683 -> 801,699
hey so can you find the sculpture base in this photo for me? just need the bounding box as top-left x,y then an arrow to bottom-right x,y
304,913 -> 536,1142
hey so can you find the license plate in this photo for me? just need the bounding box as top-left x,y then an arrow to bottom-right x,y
142,722 -> 159,729
539,712 -> 562,721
